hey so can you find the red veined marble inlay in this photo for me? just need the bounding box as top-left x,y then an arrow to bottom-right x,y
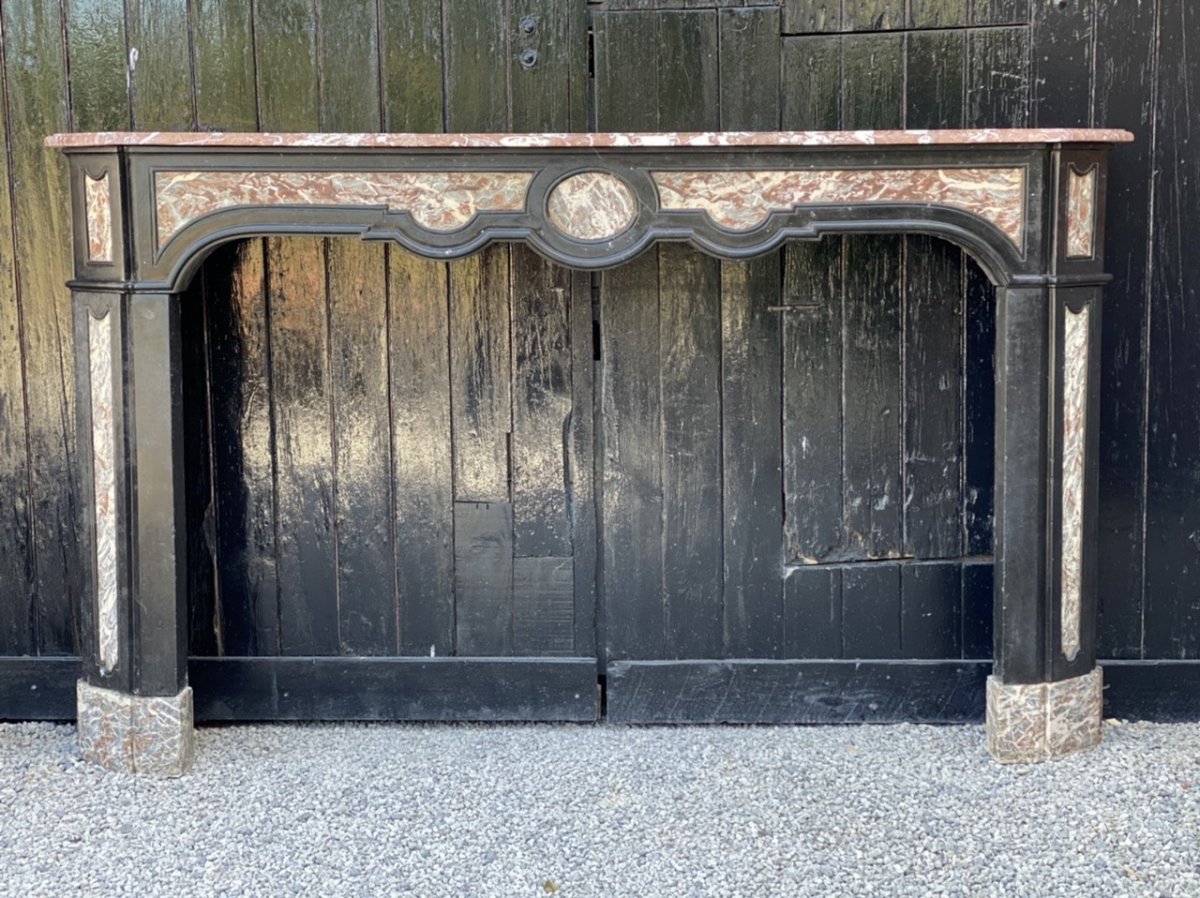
1066,166 -> 1097,258
652,167 -> 1027,248
546,172 -> 638,240
85,173 -> 113,262
154,170 -> 533,248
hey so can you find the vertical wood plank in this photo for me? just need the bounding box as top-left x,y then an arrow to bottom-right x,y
254,0 -> 319,131
719,7 -> 781,131
961,559 -> 993,658
841,235 -> 903,560
1031,0 -> 1094,128
842,563 -> 902,658
267,236 -> 337,655
192,0 -> 257,130
905,30 -> 965,130
379,0 -> 444,132
722,258 -> 784,657
963,262 -> 995,556
966,26 -> 1031,128
783,567 -> 842,659
901,561 -> 962,658
908,0 -> 968,29
843,0 -> 905,31
454,502 -> 514,656
3,0 -> 81,654
782,242 -> 843,564
782,0 -> 841,34
126,0 -> 194,129
568,271 -> 597,659
1092,0 -> 1156,659
64,0 -> 131,131
0,22 -> 33,653
509,0 -> 577,132
660,246 -> 723,659
781,36 -> 841,132
593,12 -> 661,131
513,557 -> 574,655
389,254 -> 455,657
443,0 -> 508,132
841,32 -> 903,129
510,249 -> 572,557
1144,0 -> 1200,658
327,241 -> 394,654
904,236 -> 964,559
449,251 -> 512,504
600,254 -> 663,661
657,12 -> 719,130
204,243 -> 280,656
318,0 -> 380,132
969,0 -> 1030,27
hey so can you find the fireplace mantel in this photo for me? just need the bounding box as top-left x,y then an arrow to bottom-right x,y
48,128 -> 1133,774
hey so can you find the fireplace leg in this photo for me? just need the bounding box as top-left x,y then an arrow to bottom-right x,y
73,291 -> 191,775
989,283 -> 1104,763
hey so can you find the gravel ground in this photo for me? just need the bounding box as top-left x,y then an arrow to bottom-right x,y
1,719 -> 1198,897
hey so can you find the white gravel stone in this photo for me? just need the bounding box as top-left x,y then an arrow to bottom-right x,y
0,720 -> 1197,897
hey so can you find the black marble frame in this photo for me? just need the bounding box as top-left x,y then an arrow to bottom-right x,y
57,137 -> 1118,767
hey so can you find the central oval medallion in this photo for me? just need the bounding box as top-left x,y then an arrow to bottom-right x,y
546,172 -> 638,241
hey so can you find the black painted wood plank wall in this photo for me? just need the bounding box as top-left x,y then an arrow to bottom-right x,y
0,1 -> 1192,685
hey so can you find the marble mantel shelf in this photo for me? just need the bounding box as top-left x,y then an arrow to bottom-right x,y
48,128 -> 1130,774
47,128 -> 1133,149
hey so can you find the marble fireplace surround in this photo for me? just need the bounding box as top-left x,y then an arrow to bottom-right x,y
47,128 -> 1132,774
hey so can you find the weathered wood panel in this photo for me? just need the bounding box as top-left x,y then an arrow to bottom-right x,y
4,0 -> 81,655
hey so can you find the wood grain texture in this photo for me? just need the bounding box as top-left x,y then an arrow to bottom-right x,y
267,236 -> 337,655
64,0 -> 130,131
1144,0 -> 1200,659
254,0 -> 319,131
909,0 -> 968,29
3,0 -> 81,655
782,0 -> 841,34
1091,0 -> 1156,660
449,250 -> 512,504
510,248 -> 572,557
126,0 -> 193,129
722,257 -> 784,657
660,246 -> 723,659
607,659 -> 989,723
202,243 -> 280,657
599,254 -> 663,661
454,501 -> 515,656
379,0 -> 444,132
444,0 -> 508,132
388,254 -> 455,657
513,556 -> 574,655
328,241 -> 394,655
192,0 -> 257,131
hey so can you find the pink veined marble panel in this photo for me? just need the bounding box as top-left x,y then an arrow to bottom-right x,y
89,309 -> 119,674
85,173 -> 112,262
1066,166 -> 1097,258
652,167 -> 1027,248
1060,304 -> 1091,662
546,172 -> 638,240
46,128 -> 1136,150
154,170 -> 534,248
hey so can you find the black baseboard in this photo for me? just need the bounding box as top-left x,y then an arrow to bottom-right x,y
606,660 -> 992,723
189,656 -> 600,722
0,657 -> 79,720
3,656 -> 1198,724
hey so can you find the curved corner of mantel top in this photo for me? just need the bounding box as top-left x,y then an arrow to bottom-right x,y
45,128 -> 1134,149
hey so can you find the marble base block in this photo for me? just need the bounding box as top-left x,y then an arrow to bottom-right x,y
76,679 -> 195,775
986,667 -> 1102,764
